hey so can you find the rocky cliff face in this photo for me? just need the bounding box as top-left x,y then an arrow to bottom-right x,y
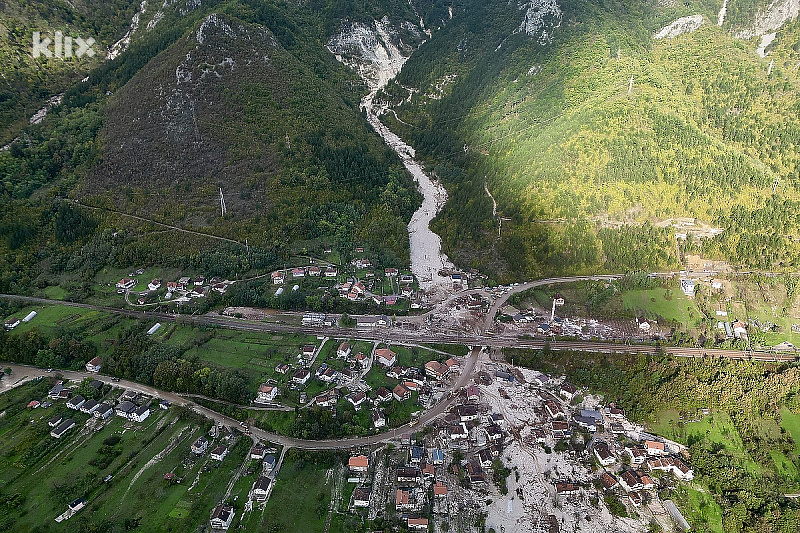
518,0 -> 563,45
326,16 -> 425,90
735,0 -> 800,39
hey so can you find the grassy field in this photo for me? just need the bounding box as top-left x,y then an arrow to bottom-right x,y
166,326 -> 317,388
0,378 -> 261,532
781,407 -> 800,456
3,305 -> 103,337
620,288 -> 696,325
649,409 -> 762,473
672,485 -> 725,533
254,453 -> 335,533
511,280 -> 701,330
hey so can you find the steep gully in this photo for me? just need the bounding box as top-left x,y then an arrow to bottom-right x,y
327,20 -> 455,298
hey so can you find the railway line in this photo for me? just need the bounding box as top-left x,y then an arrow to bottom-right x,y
1,294 -> 797,363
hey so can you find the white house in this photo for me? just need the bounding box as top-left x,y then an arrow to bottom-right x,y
337,342 -> 352,359
353,487 -> 371,507
211,445 -> 228,461
191,436 -> 209,454
210,504 -> 234,530
375,348 -> 397,368
256,383 -> 277,403
253,476 -> 271,501
131,405 -> 150,423
680,279 -> 695,297
292,369 -> 311,385
116,278 -> 135,290
85,356 -> 102,373
372,409 -> 386,428
66,395 -> 86,410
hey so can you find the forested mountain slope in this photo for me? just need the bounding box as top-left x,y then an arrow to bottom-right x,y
382,0 -> 800,280
0,0 -> 426,293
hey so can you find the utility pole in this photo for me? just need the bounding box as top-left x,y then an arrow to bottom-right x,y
628,76 -> 634,95
219,188 -> 227,218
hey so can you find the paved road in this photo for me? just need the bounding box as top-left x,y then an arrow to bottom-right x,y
0,349 -> 478,450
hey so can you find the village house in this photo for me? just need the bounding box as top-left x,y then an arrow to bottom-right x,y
409,446 -> 425,464
148,279 -> 162,291
626,446 -> 648,465
275,363 -> 290,374
466,460 -> 486,484
253,476 -> 271,501
424,361 -> 447,380
94,403 -> 113,419
349,455 -> 369,473
209,504 -> 234,530
191,436 -> 209,455
85,356 -> 102,373
324,267 -> 338,278
375,387 -> 393,403
555,482 -> 579,496
531,372 -> 550,386
600,472 -> 618,490
573,415 -> 598,432
292,369 -> 311,386
619,470 -> 644,492
211,445 -> 228,461
395,489 -> 413,510
291,267 -> 305,278
49,415 -> 63,427
455,404 -> 479,422
431,449 -> 445,465
375,348 -> 397,367
308,266 -> 322,276
644,440 -> 668,456
408,517 -> 429,530
116,278 -> 136,291
302,344 -> 316,359
67,395 -> 86,410
385,268 -> 399,277
353,487 -> 371,508
544,400 -> 564,419
314,389 -> 339,408
80,399 -> 99,415
593,442 -> 615,466
346,392 -> 367,410
131,404 -> 150,423
393,383 -> 411,401
433,482 -> 448,498
318,367 -> 338,383
372,409 -> 386,428
256,383 -> 277,403
465,384 -> 480,402
636,317 -> 651,331
449,423 -> 468,440
647,456 -> 694,480
250,444 -> 265,460
559,382 -> 577,401
337,342 -> 352,359
50,419 -> 76,439
396,467 -> 420,483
